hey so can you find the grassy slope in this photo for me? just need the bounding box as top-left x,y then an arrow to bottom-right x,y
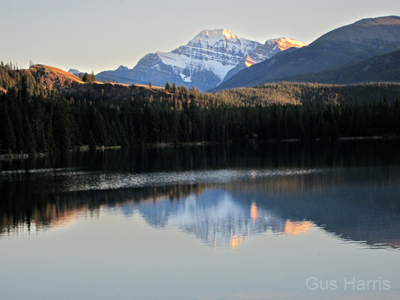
30,64 -> 84,84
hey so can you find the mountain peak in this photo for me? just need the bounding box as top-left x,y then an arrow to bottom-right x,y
68,69 -> 81,75
265,38 -> 307,51
199,29 -> 239,39
116,65 -> 129,71
97,29 -> 306,91
191,29 -> 243,45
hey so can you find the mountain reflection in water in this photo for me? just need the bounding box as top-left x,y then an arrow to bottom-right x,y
1,141 -> 400,250
1,167 -> 399,250
127,191 -> 313,249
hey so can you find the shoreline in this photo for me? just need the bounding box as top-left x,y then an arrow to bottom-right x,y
1,136 -> 398,160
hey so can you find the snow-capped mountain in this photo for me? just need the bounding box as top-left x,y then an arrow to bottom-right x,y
120,189 -> 312,249
96,29 -> 306,91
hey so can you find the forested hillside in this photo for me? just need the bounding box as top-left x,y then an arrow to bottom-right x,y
1,64 -> 400,154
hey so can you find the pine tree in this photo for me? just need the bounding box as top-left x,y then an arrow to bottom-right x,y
9,91 -> 25,152
82,72 -> 96,83
53,101 -> 71,151
171,82 -> 177,93
82,73 -> 89,82
22,107 -> 36,152
165,82 -> 170,92
1,105 -> 17,153
88,130 -> 96,150
91,71 -> 96,82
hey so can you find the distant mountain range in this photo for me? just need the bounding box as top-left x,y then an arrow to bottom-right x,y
67,16 -> 400,91
282,48 -> 400,85
215,16 -> 400,91
94,29 -> 306,91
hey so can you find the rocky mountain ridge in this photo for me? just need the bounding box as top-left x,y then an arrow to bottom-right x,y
96,29 -> 306,91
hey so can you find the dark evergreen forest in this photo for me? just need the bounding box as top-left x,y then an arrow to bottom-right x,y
1,64 -> 400,154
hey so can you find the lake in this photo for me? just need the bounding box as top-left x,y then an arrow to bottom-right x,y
1,141 -> 400,300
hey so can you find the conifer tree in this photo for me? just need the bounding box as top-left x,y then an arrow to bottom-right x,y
88,130 -> 96,150
1,105 -> 17,153
82,72 -> 96,83
53,101 -> 71,151
171,82 -> 177,93
22,107 -> 36,152
165,82 -> 170,92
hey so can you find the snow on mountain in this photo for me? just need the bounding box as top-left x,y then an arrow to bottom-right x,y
125,190 -> 290,249
96,29 -> 306,91
120,188 -> 313,249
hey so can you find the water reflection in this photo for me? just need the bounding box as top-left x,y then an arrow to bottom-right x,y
0,168 -> 323,193
129,191 -> 309,249
1,141 -> 400,250
1,140 -> 399,175
1,166 -> 400,250
285,220 -> 313,236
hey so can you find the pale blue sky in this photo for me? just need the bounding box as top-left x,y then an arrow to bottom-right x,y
1,0 -> 400,73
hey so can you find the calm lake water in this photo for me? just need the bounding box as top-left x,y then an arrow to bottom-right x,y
1,141 -> 400,300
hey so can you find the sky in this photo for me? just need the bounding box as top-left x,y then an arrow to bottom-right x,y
1,0 -> 400,74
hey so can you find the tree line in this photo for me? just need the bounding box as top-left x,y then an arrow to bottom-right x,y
1,75 -> 400,154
